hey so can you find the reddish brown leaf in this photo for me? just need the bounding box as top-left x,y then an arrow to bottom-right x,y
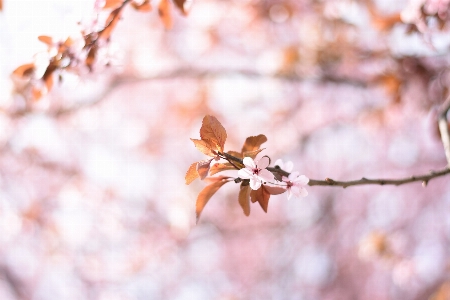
191,139 -> 216,157
185,162 -> 199,185
0,0 -> 2,11
238,182 -> 251,216
227,150 -> 242,159
43,72 -> 54,92
12,63 -> 35,78
158,0 -> 173,29
86,45 -> 98,71
197,158 -> 213,180
131,0 -> 152,12
196,178 -> 229,223
250,186 -> 271,213
209,163 -> 236,176
173,0 -> 191,15
200,115 -> 227,153
38,35 -> 53,46
243,148 -> 265,159
99,8 -> 122,40
103,0 -> 123,9
264,186 -> 286,195
241,134 -> 267,154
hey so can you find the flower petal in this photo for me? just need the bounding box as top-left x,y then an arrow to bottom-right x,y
274,159 -> 284,169
243,157 -> 256,169
258,169 -> 274,183
294,175 -> 309,186
249,178 -> 262,190
238,168 -> 252,179
298,187 -> 308,197
288,171 -> 300,181
257,156 -> 270,169
284,161 -> 294,172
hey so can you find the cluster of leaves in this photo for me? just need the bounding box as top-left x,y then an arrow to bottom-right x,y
186,116 -> 308,222
11,0 -> 191,101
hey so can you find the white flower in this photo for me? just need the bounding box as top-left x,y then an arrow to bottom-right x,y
238,156 -> 274,190
282,172 -> 309,200
274,159 -> 294,172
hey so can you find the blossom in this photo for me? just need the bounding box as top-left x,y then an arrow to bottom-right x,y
238,156 -> 274,190
274,159 -> 294,173
282,172 -> 309,200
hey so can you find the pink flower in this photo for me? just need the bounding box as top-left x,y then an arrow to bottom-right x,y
238,156 -> 274,190
282,172 -> 309,200
274,159 -> 294,172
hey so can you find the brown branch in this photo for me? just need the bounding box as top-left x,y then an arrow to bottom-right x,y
223,153 -> 450,188
438,96 -> 450,166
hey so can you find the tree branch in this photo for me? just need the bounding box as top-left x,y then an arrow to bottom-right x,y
438,96 -> 450,166
222,153 -> 450,188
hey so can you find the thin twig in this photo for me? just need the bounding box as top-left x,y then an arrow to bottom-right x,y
438,96 -> 450,166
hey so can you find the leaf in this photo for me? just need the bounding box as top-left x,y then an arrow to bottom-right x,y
131,0 -> 152,12
196,179 -> 229,223
250,185 -> 271,213
103,0 -> 123,9
185,162 -> 199,185
238,182 -> 251,216
86,45 -> 98,71
241,134 -> 267,154
12,63 -> 35,78
191,139 -> 216,157
0,0 -> 2,11
32,87 -> 43,101
158,0 -> 173,29
227,150 -> 242,159
38,35 -> 53,46
200,115 -> 227,153
243,148 -> 265,159
43,72 -> 54,92
197,158 -> 213,180
264,186 -> 286,195
173,0 -> 191,15
99,8 -> 122,40
209,163 -> 235,176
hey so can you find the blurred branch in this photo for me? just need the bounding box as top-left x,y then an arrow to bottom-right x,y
438,96 -> 450,166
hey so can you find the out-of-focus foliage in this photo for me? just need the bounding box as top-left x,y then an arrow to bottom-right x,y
1,0 -> 450,299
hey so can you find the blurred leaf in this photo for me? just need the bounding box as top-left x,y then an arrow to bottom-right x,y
99,8 -> 122,40
38,35 -> 53,46
86,45 -> 98,71
430,282 -> 450,300
185,162 -> 199,185
0,0 -> 2,11
173,0 -> 190,15
43,72 -> 54,92
32,87 -> 43,101
196,178 -> 229,223
12,63 -> 35,78
227,151 -> 243,159
103,0 -> 123,9
197,158 -> 213,180
209,162 -> 235,176
238,182 -> 251,216
158,0 -> 173,29
200,115 -> 227,153
375,73 -> 402,104
131,0 -> 152,12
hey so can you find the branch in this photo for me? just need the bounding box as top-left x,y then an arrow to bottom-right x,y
222,153 -> 450,188
438,96 -> 450,166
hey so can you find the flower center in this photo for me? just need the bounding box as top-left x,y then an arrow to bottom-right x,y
252,167 -> 261,175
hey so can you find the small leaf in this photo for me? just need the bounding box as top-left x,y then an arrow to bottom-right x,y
241,134 -> 267,154
197,158 -> 213,180
196,178 -> 229,223
158,0 -> 173,29
99,8 -> 122,40
131,0 -> 152,11
103,0 -> 123,9
242,148 -> 265,159
38,35 -> 53,46
185,162 -> 199,185
264,186 -> 286,195
173,0 -> 192,15
209,163 -> 235,176
238,182 -> 251,216
191,138 -> 216,157
200,115 -> 227,153
12,63 -> 35,78
250,185 -> 271,213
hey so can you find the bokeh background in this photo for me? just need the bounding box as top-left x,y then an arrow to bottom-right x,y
1,0 -> 450,299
